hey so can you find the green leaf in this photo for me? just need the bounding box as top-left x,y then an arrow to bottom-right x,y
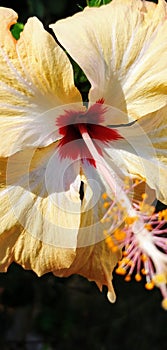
70,58 -> 91,101
11,23 -> 24,40
87,0 -> 112,6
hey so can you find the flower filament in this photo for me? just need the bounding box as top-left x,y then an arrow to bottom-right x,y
57,101 -> 167,309
102,186 -> 167,310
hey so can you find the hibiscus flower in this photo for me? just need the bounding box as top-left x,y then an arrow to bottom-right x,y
0,0 -> 167,306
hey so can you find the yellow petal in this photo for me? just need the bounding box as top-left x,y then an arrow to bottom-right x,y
138,106 -> 167,160
0,143 -> 83,274
0,8 -> 81,108
52,0 -> 167,120
0,226 -> 76,275
16,17 -> 81,105
53,241 -> 119,303
0,103 -> 84,157
0,7 -> 17,54
135,107 -> 167,204
0,8 -> 81,156
13,229 -> 76,275
78,164 -> 120,299
0,144 -> 120,296
3,144 -> 82,247
53,195 -> 121,302
106,108 -> 167,204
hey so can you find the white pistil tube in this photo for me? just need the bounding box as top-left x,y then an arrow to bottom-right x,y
79,124 -> 136,217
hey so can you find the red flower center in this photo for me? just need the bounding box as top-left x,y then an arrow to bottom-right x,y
56,101 -> 122,166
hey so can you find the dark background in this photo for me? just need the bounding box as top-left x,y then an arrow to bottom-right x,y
0,1 -> 167,349
0,0 -> 87,24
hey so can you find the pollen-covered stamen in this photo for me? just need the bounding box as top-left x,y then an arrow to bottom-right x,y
103,185 -> 167,309
56,101 -> 122,165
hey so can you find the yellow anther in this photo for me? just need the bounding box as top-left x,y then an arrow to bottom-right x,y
153,274 -> 167,285
141,268 -> 147,275
141,254 -> 148,262
135,273 -> 142,282
105,236 -> 112,243
161,298 -> 167,310
102,192 -> 108,200
122,257 -> 130,264
111,246 -> 119,253
115,267 -> 126,275
114,229 -> 126,241
125,274 -> 131,282
145,281 -> 154,290
158,209 -> 167,221
103,202 -> 110,209
144,223 -> 152,231
158,211 -> 163,221
141,193 -> 148,200
125,216 -> 138,225
162,209 -> 167,220
134,179 -> 140,186
123,251 -> 128,257
105,236 -> 115,250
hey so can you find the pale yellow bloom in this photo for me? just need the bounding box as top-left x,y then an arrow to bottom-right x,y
0,6 -> 119,302
0,0 -> 167,303
52,0 -> 167,203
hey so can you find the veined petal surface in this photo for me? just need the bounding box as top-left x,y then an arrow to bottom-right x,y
3,145 -> 82,247
52,164 -> 121,302
0,144 -> 82,274
52,0 -> 167,120
0,8 -> 82,156
3,4 -> 167,302
0,140 -> 120,293
0,225 -> 76,276
104,107 -> 167,204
